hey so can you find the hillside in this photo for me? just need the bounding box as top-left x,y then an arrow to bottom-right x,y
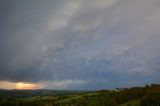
0,84 -> 160,106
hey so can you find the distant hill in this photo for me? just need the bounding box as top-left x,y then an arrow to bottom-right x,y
0,84 -> 160,106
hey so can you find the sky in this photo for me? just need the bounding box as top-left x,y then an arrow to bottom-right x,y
0,0 -> 160,90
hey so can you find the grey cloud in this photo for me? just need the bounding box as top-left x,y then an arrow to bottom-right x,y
0,0 -> 160,89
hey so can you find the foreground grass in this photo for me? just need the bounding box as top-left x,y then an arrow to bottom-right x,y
0,84 -> 160,106
118,99 -> 140,106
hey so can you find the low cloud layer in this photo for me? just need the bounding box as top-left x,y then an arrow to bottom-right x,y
0,0 -> 160,89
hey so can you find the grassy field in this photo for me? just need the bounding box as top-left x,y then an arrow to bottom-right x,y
118,99 -> 140,106
0,84 -> 160,106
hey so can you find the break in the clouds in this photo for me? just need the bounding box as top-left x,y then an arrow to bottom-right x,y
0,0 -> 160,89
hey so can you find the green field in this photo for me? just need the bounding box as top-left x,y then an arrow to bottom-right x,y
118,99 -> 140,106
0,84 -> 160,106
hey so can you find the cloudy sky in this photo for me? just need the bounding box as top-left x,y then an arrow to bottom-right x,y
0,0 -> 160,90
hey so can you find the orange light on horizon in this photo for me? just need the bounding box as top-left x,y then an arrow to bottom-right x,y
16,82 -> 40,90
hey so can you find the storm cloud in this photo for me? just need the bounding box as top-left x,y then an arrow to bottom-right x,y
0,0 -> 160,89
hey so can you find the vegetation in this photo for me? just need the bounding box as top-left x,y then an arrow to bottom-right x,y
0,84 -> 160,106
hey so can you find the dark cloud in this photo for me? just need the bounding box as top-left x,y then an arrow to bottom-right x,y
0,0 -> 160,89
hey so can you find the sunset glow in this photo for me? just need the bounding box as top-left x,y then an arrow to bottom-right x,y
16,82 -> 40,90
